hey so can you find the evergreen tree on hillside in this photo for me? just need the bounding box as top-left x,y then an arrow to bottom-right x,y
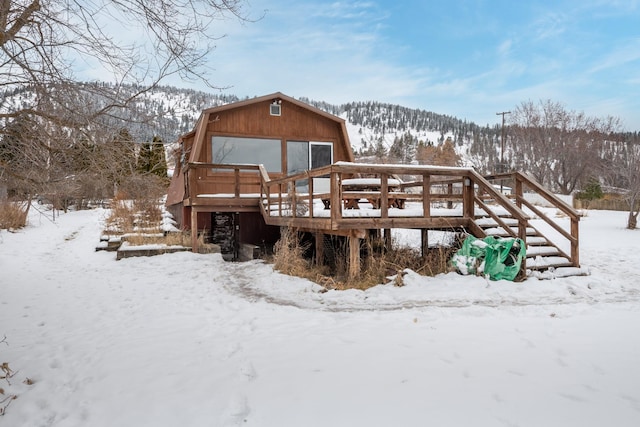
389,131 -> 417,164
137,141 -> 153,174
150,136 -> 168,178
373,136 -> 387,162
137,136 -> 168,178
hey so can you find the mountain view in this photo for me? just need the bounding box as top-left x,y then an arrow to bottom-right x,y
2,82 -> 639,202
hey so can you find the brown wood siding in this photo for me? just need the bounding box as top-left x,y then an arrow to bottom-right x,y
206,100 -> 343,140
192,98 -> 350,196
238,212 -> 280,247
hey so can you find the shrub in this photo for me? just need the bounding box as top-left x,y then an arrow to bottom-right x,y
104,193 -> 163,234
0,200 -> 28,230
576,177 -> 604,207
273,227 -> 314,276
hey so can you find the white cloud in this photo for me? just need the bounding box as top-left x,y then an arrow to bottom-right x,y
588,37 -> 640,73
530,12 -> 567,41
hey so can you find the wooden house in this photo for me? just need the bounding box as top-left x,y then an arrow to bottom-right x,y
167,92 -> 581,278
166,92 -> 355,259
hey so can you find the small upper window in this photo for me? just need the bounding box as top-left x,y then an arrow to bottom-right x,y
270,100 -> 281,116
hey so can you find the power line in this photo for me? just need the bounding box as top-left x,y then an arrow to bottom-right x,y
496,111 -> 511,173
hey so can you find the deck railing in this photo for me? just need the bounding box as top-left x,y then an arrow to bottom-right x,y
259,163 -> 531,238
183,162 -> 263,207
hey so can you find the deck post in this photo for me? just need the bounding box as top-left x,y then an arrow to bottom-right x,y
421,229 -> 429,257
571,219 -> 580,267
422,174 -> 431,217
515,175 -> 523,209
463,176 -> 475,219
380,173 -> 389,218
330,169 -> 341,223
348,235 -> 361,280
308,172 -> 314,218
191,207 -> 199,253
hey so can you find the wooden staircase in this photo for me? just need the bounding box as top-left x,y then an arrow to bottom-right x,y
475,172 -> 583,276
474,213 -> 574,271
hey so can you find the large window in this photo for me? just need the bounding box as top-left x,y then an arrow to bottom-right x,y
211,136 -> 282,172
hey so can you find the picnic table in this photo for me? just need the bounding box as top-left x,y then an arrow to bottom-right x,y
323,178 -> 406,209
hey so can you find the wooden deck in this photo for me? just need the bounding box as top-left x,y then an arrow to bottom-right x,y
183,162 -> 580,277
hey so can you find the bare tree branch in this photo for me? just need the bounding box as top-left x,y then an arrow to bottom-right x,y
0,0 -> 253,204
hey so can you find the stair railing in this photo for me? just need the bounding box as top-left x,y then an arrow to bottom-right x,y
484,172 -> 580,267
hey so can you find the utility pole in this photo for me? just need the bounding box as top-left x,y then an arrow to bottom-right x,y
496,111 -> 511,174
496,111 -> 511,194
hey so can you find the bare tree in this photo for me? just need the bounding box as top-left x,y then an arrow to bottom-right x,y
509,100 -> 620,194
0,0 -> 250,205
604,137 -> 640,229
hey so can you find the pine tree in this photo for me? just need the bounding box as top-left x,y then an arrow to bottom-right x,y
136,136 -> 167,178
137,141 -> 153,174
150,136 -> 168,178
373,137 -> 387,161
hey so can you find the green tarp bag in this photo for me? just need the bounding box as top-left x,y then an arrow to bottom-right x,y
451,235 -> 526,281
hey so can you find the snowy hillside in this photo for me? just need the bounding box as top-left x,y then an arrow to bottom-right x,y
0,84 -> 496,162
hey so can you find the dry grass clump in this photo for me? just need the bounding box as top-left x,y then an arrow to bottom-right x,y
0,200 -> 28,229
273,228 -> 314,276
132,198 -> 162,230
163,231 -> 194,247
104,192 -> 162,235
272,228 -> 333,284
344,243 -> 457,290
416,245 -> 460,276
104,195 -> 134,233
272,229 -> 462,291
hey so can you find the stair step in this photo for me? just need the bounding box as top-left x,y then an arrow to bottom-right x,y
526,246 -> 560,257
475,217 -> 519,227
528,266 -> 590,279
526,236 -> 548,245
483,227 -> 537,236
526,256 -> 573,270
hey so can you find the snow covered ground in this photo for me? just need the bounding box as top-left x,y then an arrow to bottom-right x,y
1,207 -> 640,426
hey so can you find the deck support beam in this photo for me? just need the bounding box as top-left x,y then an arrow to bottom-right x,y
191,207 -> 199,253
348,235 -> 361,280
421,229 -> 429,257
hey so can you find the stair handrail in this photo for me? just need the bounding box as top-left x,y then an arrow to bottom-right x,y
466,169 -> 531,241
514,172 -> 580,267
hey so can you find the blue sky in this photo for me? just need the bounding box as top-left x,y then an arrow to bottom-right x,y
174,0 -> 640,130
